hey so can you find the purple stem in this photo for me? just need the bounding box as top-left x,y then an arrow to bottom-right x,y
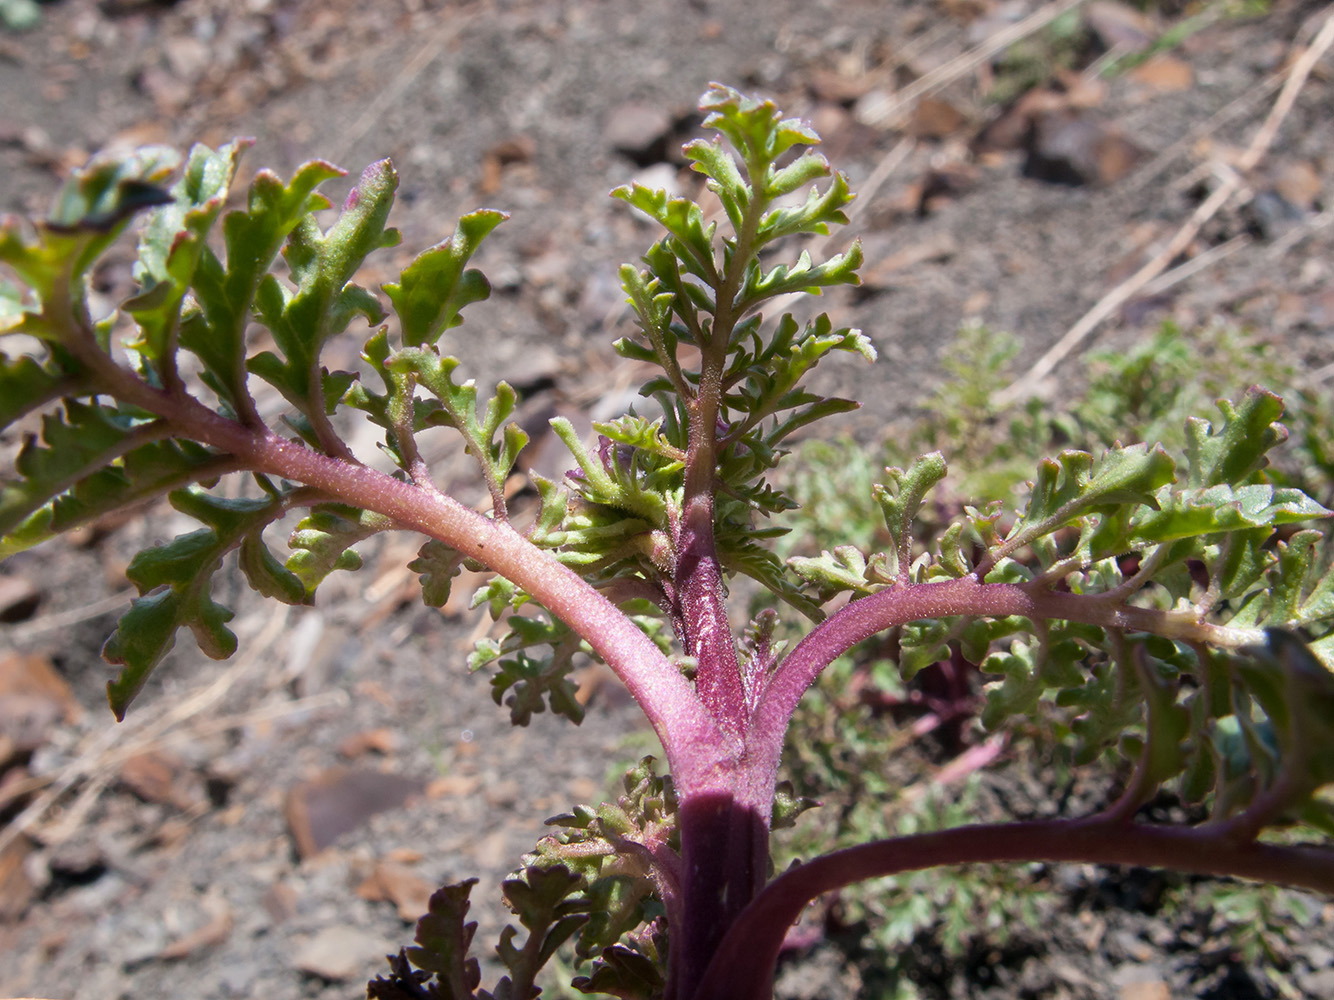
694,819 -> 1334,1000
749,579 -> 1259,799
82,359 -> 734,783
677,492 -> 746,733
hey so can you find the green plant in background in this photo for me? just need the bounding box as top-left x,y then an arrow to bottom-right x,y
769,320 -> 1331,992
0,0 -> 39,32
2,85 -> 1333,1000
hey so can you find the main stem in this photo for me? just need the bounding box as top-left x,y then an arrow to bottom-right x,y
669,184 -> 777,1000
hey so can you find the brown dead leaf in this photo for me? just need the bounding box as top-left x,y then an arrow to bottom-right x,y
118,750 -> 187,806
426,773 -> 482,798
0,835 -> 37,922
1127,55 -> 1194,92
0,653 -> 80,753
940,0 -> 993,22
908,98 -> 967,139
355,860 -> 434,921
337,728 -> 401,760
1273,160 -> 1322,210
479,135 -> 537,196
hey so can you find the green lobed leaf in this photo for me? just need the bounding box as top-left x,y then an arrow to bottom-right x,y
718,528 -> 825,619
246,159 -> 401,417
103,487 -> 293,718
471,616 -> 584,726
0,433 -> 231,559
0,401 -> 168,550
124,142 -> 245,382
736,241 -> 863,308
0,348 -> 81,432
874,452 -> 948,573
697,83 -> 819,169
5,145 -> 177,295
533,757 -> 676,969
682,135 -> 751,235
611,186 -> 717,282
495,865 -> 589,993
571,943 -> 665,1000
550,418 -> 669,528
788,545 -> 873,601
404,880 -> 484,997
383,208 -> 507,348
1130,483 -> 1330,544
286,502 -> 388,598
997,443 -> 1176,561
755,169 -> 856,245
724,314 -> 874,438
1184,388 -> 1286,489
409,539 -> 469,608
183,157 -> 344,413
390,348 -> 527,493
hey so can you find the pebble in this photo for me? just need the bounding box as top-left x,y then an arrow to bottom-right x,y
292,924 -> 389,981
604,101 -> 674,165
283,768 -> 427,858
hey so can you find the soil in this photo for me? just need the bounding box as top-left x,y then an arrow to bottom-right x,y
1,0 -> 1333,998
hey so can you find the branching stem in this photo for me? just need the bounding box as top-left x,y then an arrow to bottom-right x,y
695,818 -> 1334,1000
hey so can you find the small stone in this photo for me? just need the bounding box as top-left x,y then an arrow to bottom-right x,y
605,101 -> 674,165
1119,980 -> 1170,1000
1023,110 -> 1146,186
1085,0 -> 1156,51
1298,967 -> 1334,997
0,574 -> 41,622
161,35 -> 210,83
219,959 -> 260,997
47,840 -> 108,885
156,898 -> 233,960
262,881 -> 299,923
293,925 -> 388,981
807,69 -> 873,103
284,767 -> 426,858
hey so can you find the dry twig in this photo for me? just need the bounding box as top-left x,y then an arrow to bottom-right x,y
0,609 -> 294,854
856,0 -> 1090,128
995,9 -> 1334,409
